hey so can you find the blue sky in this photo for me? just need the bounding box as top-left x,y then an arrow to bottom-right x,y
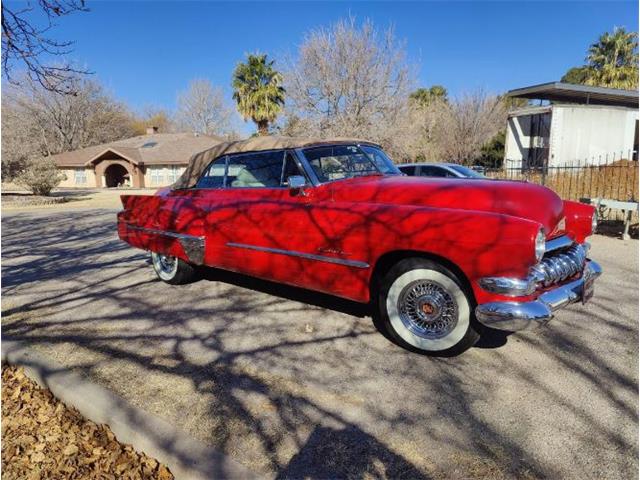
5,1 -> 638,132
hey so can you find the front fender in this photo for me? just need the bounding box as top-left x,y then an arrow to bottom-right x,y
349,205 -> 542,304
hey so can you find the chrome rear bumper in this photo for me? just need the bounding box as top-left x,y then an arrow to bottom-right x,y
475,260 -> 602,331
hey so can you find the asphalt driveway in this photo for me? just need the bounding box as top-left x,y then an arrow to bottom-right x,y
2,208 -> 638,479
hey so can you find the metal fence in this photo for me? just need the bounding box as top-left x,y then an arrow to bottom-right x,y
482,153 -> 638,222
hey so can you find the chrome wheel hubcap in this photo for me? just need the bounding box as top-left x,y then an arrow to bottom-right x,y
153,253 -> 176,275
398,280 -> 458,339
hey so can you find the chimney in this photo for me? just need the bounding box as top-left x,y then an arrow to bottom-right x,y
146,126 -> 158,135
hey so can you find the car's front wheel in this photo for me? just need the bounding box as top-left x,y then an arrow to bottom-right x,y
150,252 -> 196,285
374,258 -> 480,356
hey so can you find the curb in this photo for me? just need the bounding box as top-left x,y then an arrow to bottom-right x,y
2,340 -> 259,480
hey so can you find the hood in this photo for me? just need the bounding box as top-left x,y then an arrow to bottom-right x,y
328,175 -> 565,236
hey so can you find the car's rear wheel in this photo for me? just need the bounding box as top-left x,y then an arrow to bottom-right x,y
374,258 -> 480,356
151,252 -> 196,285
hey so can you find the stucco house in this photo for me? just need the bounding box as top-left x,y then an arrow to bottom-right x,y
52,127 -> 224,188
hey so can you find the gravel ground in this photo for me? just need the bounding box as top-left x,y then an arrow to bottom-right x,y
1,365 -> 174,479
2,208 -> 638,479
2,188 -> 152,211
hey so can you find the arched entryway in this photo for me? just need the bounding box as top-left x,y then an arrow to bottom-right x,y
104,164 -> 130,187
89,151 -> 145,188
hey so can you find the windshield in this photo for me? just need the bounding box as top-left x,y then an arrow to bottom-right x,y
301,144 -> 401,183
448,165 -> 486,178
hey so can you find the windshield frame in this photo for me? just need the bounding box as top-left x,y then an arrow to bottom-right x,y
296,143 -> 401,186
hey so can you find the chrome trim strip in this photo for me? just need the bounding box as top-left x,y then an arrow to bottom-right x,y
125,224 -> 205,265
126,224 -> 200,241
475,260 -> 602,331
545,235 -> 573,253
226,242 -> 369,268
478,277 -> 537,296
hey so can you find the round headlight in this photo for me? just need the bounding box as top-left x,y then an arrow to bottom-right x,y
535,228 -> 546,263
591,211 -> 598,235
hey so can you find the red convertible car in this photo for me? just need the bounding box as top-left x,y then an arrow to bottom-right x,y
118,137 -> 601,355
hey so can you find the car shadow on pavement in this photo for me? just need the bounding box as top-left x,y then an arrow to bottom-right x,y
474,326 -> 511,349
198,267 -> 370,318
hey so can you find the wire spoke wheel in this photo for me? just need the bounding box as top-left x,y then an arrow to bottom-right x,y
377,259 -> 478,355
151,252 -> 181,282
157,254 -> 176,274
397,280 -> 459,339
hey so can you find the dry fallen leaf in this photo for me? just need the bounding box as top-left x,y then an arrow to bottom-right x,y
30,452 -> 45,463
2,365 -> 175,480
158,465 -> 173,480
63,444 -> 79,456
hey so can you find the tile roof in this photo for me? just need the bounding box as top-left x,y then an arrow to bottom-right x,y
52,133 -> 225,167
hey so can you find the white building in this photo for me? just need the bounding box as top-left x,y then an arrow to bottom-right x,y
504,82 -> 639,169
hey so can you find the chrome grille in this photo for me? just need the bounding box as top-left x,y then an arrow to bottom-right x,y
531,243 -> 587,287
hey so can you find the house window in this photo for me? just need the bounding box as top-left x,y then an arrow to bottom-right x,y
150,167 -> 164,185
167,166 -> 182,183
74,169 -> 87,185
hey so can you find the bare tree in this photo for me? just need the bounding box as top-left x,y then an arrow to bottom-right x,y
175,79 -> 235,136
1,0 -> 90,94
1,98 -> 41,179
284,17 -> 417,160
424,91 -> 507,164
2,75 -> 136,180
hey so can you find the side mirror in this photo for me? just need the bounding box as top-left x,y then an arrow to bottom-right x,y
288,175 -> 308,196
288,175 -> 306,189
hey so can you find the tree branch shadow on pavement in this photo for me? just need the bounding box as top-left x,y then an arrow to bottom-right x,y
2,209 -> 637,479
276,425 -> 431,479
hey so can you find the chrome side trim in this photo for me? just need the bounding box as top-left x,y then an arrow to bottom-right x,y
126,224 -> 205,265
178,237 -> 205,265
475,260 -> 602,331
226,242 -> 369,269
545,235 -> 573,253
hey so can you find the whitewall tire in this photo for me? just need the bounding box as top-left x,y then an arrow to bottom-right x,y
375,258 -> 480,356
151,252 -> 197,285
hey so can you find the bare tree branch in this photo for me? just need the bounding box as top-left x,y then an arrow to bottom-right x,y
422,91 -> 507,164
175,79 -> 236,137
282,17 -> 418,161
2,75 -> 136,179
1,0 -> 90,94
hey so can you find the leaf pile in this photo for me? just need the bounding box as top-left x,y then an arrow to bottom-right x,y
1,365 -> 174,480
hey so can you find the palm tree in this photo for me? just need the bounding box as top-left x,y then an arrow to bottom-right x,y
409,85 -> 448,108
585,27 -> 638,89
232,54 -> 285,135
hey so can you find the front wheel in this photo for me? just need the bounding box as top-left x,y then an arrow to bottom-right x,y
151,252 -> 196,285
374,258 -> 480,356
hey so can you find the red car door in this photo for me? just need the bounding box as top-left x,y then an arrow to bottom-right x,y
189,148 -> 372,301
189,150 -> 314,275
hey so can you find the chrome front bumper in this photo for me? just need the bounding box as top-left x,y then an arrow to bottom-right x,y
475,260 -> 602,331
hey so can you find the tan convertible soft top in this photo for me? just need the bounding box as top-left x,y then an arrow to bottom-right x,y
172,135 -> 377,189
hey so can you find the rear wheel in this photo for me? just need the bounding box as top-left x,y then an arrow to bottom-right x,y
151,252 -> 196,285
374,258 -> 480,356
